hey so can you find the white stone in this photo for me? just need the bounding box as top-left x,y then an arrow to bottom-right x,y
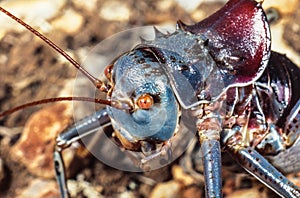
99,1 -> 130,21
52,9 -> 84,34
270,21 -> 300,66
0,0 -> 67,38
73,0 -> 98,11
174,0 -> 204,12
16,179 -> 59,198
150,181 -> 182,198
262,0 -> 298,14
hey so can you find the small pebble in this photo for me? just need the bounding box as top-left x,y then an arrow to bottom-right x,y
226,187 -> 267,198
172,165 -> 197,186
149,180 -> 181,198
52,9 -> 84,34
174,0 -> 204,12
262,0 -> 298,14
10,103 -> 74,178
118,191 -> 136,198
99,1 -> 131,21
73,0 -> 98,11
16,179 -> 59,198
67,178 -> 103,198
157,0 -> 174,12
0,0 -> 67,38
182,185 -> 202,198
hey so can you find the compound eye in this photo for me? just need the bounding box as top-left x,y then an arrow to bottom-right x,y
137,94 -> 154,110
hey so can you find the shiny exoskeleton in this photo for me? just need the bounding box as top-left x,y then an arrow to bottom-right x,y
1,0 -> 300,198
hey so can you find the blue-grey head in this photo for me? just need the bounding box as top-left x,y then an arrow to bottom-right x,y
104,47 -> 180,153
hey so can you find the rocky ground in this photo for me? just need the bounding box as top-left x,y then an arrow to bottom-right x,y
0,0 -> 300,197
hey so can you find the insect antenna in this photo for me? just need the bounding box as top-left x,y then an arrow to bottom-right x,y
0,97 -> 112,118
0,6 -> 108,92
0,7 -> 134,118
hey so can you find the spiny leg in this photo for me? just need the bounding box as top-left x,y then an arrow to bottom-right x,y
201,139 -> 222,198
284,99 -> 300,148
54,149 -> 69,198
198,117 -> 223,198
268,99 -> 300,176
225,100 -> 300,197
228,146 -> 300,198
54,109 -> 110,198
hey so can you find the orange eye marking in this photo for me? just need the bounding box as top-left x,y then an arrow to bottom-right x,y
137,94 -> 154,109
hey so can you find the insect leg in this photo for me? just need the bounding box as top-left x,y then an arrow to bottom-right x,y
54,109 -> 110,198
228,146 -> 300,198
284,99 -> 300,147
54,148 -> 69,198
198,117 -> 222,198
201,139 -> 222,198
266,99 -> 300,174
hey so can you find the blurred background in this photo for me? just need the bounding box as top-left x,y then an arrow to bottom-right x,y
0,0 -> 299,197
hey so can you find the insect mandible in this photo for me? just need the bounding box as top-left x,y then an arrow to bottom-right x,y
1,0 -> 300,198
